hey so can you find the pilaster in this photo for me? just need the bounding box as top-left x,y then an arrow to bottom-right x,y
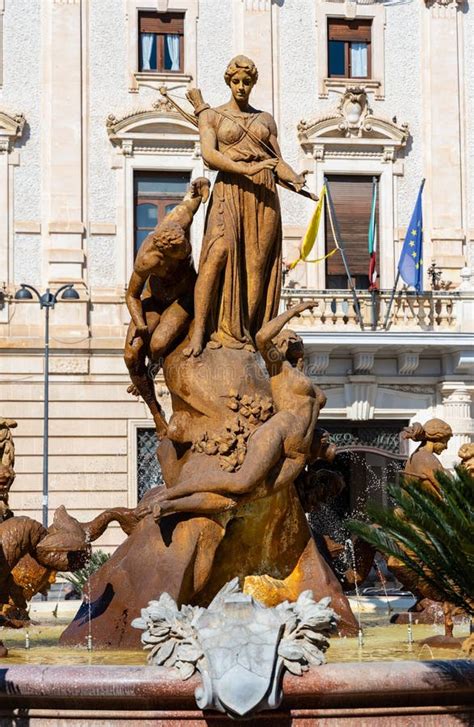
439,382 -> 474,466
422,0 -> 467,281
0,110 -> 25,287
42,0 -> 85,286
232,0 -> 278,119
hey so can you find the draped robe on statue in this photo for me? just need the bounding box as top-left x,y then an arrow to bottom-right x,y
201,109 -> 282,348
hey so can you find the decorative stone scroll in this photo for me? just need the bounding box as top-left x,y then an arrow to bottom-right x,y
133,578 -> 337,719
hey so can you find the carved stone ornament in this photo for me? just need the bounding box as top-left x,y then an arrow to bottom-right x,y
106,98 -> 198,155
424,0 -> 466,7
0,110 -> 26,153
132,578 -> 337,719
298,88 -> 409,157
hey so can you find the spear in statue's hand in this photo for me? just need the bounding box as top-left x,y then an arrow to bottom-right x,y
159,87 -> 318,203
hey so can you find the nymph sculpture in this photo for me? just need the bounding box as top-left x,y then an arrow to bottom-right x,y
183,55 -> 306,356
402,418 -> 453,496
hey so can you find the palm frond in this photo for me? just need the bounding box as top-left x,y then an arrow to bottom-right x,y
347,467 -> 474,616
64,550 -> 110,596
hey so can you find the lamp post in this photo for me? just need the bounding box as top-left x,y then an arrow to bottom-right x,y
14,284 -> 80,530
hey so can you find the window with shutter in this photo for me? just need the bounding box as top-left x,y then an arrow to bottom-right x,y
325,175 -> 379,290
138,11 -> 184,73
327,19 -> 372,79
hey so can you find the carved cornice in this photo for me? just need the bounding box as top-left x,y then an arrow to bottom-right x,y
107,98 -> 187,136
0,110 -> 26,152
106,98 -> 198,153
298,87 -> 409,159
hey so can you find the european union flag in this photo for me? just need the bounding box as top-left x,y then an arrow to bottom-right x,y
398,180 -> 425,292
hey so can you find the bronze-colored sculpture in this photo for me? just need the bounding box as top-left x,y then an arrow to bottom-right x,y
124,177 -> 209,437
0,418 -> 17,522
401,418 -> 452,497
183,55 -> 306,356
0,506 -> 137,627
61,56 -> 358,649
458,442 -> 474,474
145,301 -> 325,518
389,419 -> 464,636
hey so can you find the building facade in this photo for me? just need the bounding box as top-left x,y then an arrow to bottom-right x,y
0,0 -> 473,553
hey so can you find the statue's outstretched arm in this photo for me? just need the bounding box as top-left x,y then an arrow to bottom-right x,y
255,301 -> 315,368
165,177 -> 210,230
265,113 -> 307,191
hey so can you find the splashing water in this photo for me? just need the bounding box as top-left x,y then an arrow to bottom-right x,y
52,581 -> 65,619
345,538 -> 364,647
407,611 -> 414,645
418,643 -> 434,660
85,534 -> 93,652
374,559 -> 392,617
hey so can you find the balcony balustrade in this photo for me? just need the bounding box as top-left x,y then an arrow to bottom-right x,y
281,288 -> 474,332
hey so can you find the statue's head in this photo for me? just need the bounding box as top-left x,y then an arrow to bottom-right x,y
458,442 -> 474,472
224,55 -> 258,103
402,418 -> 453,454
36,505 -> 90,571
273,329 -> 304,369
152,221 -> 191,261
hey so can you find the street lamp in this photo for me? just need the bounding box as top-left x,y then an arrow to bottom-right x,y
14,284 -> 80,530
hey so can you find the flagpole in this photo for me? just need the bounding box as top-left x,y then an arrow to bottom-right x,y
370,176 -> 378,331
324,177 -> 364,331
370,287 -> 378,330
383,270 -> 400,330
383,178 -> 426,330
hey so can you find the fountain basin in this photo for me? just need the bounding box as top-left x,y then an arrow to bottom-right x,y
0,660 -> 472,724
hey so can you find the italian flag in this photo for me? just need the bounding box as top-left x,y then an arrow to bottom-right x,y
368,179 -> 378,290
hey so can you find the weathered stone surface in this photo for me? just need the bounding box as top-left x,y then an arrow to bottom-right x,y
0,661 -> 472,725
132,580 -> 336,718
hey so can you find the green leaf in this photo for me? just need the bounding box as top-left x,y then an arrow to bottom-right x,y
347,468 -> 474,617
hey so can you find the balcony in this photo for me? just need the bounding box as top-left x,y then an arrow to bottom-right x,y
281,288 -> 474,334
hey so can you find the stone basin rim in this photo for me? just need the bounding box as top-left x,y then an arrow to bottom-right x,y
0,660 -> 472,711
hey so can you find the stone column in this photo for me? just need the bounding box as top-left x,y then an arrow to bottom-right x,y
42,0 -> 85,286
439,383 -> 474,467
422,0 -> 467,284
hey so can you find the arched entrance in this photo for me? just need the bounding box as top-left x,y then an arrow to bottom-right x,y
308,420 -> 408,588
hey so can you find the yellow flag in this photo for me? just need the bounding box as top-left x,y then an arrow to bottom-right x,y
289,185 -> 326,270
